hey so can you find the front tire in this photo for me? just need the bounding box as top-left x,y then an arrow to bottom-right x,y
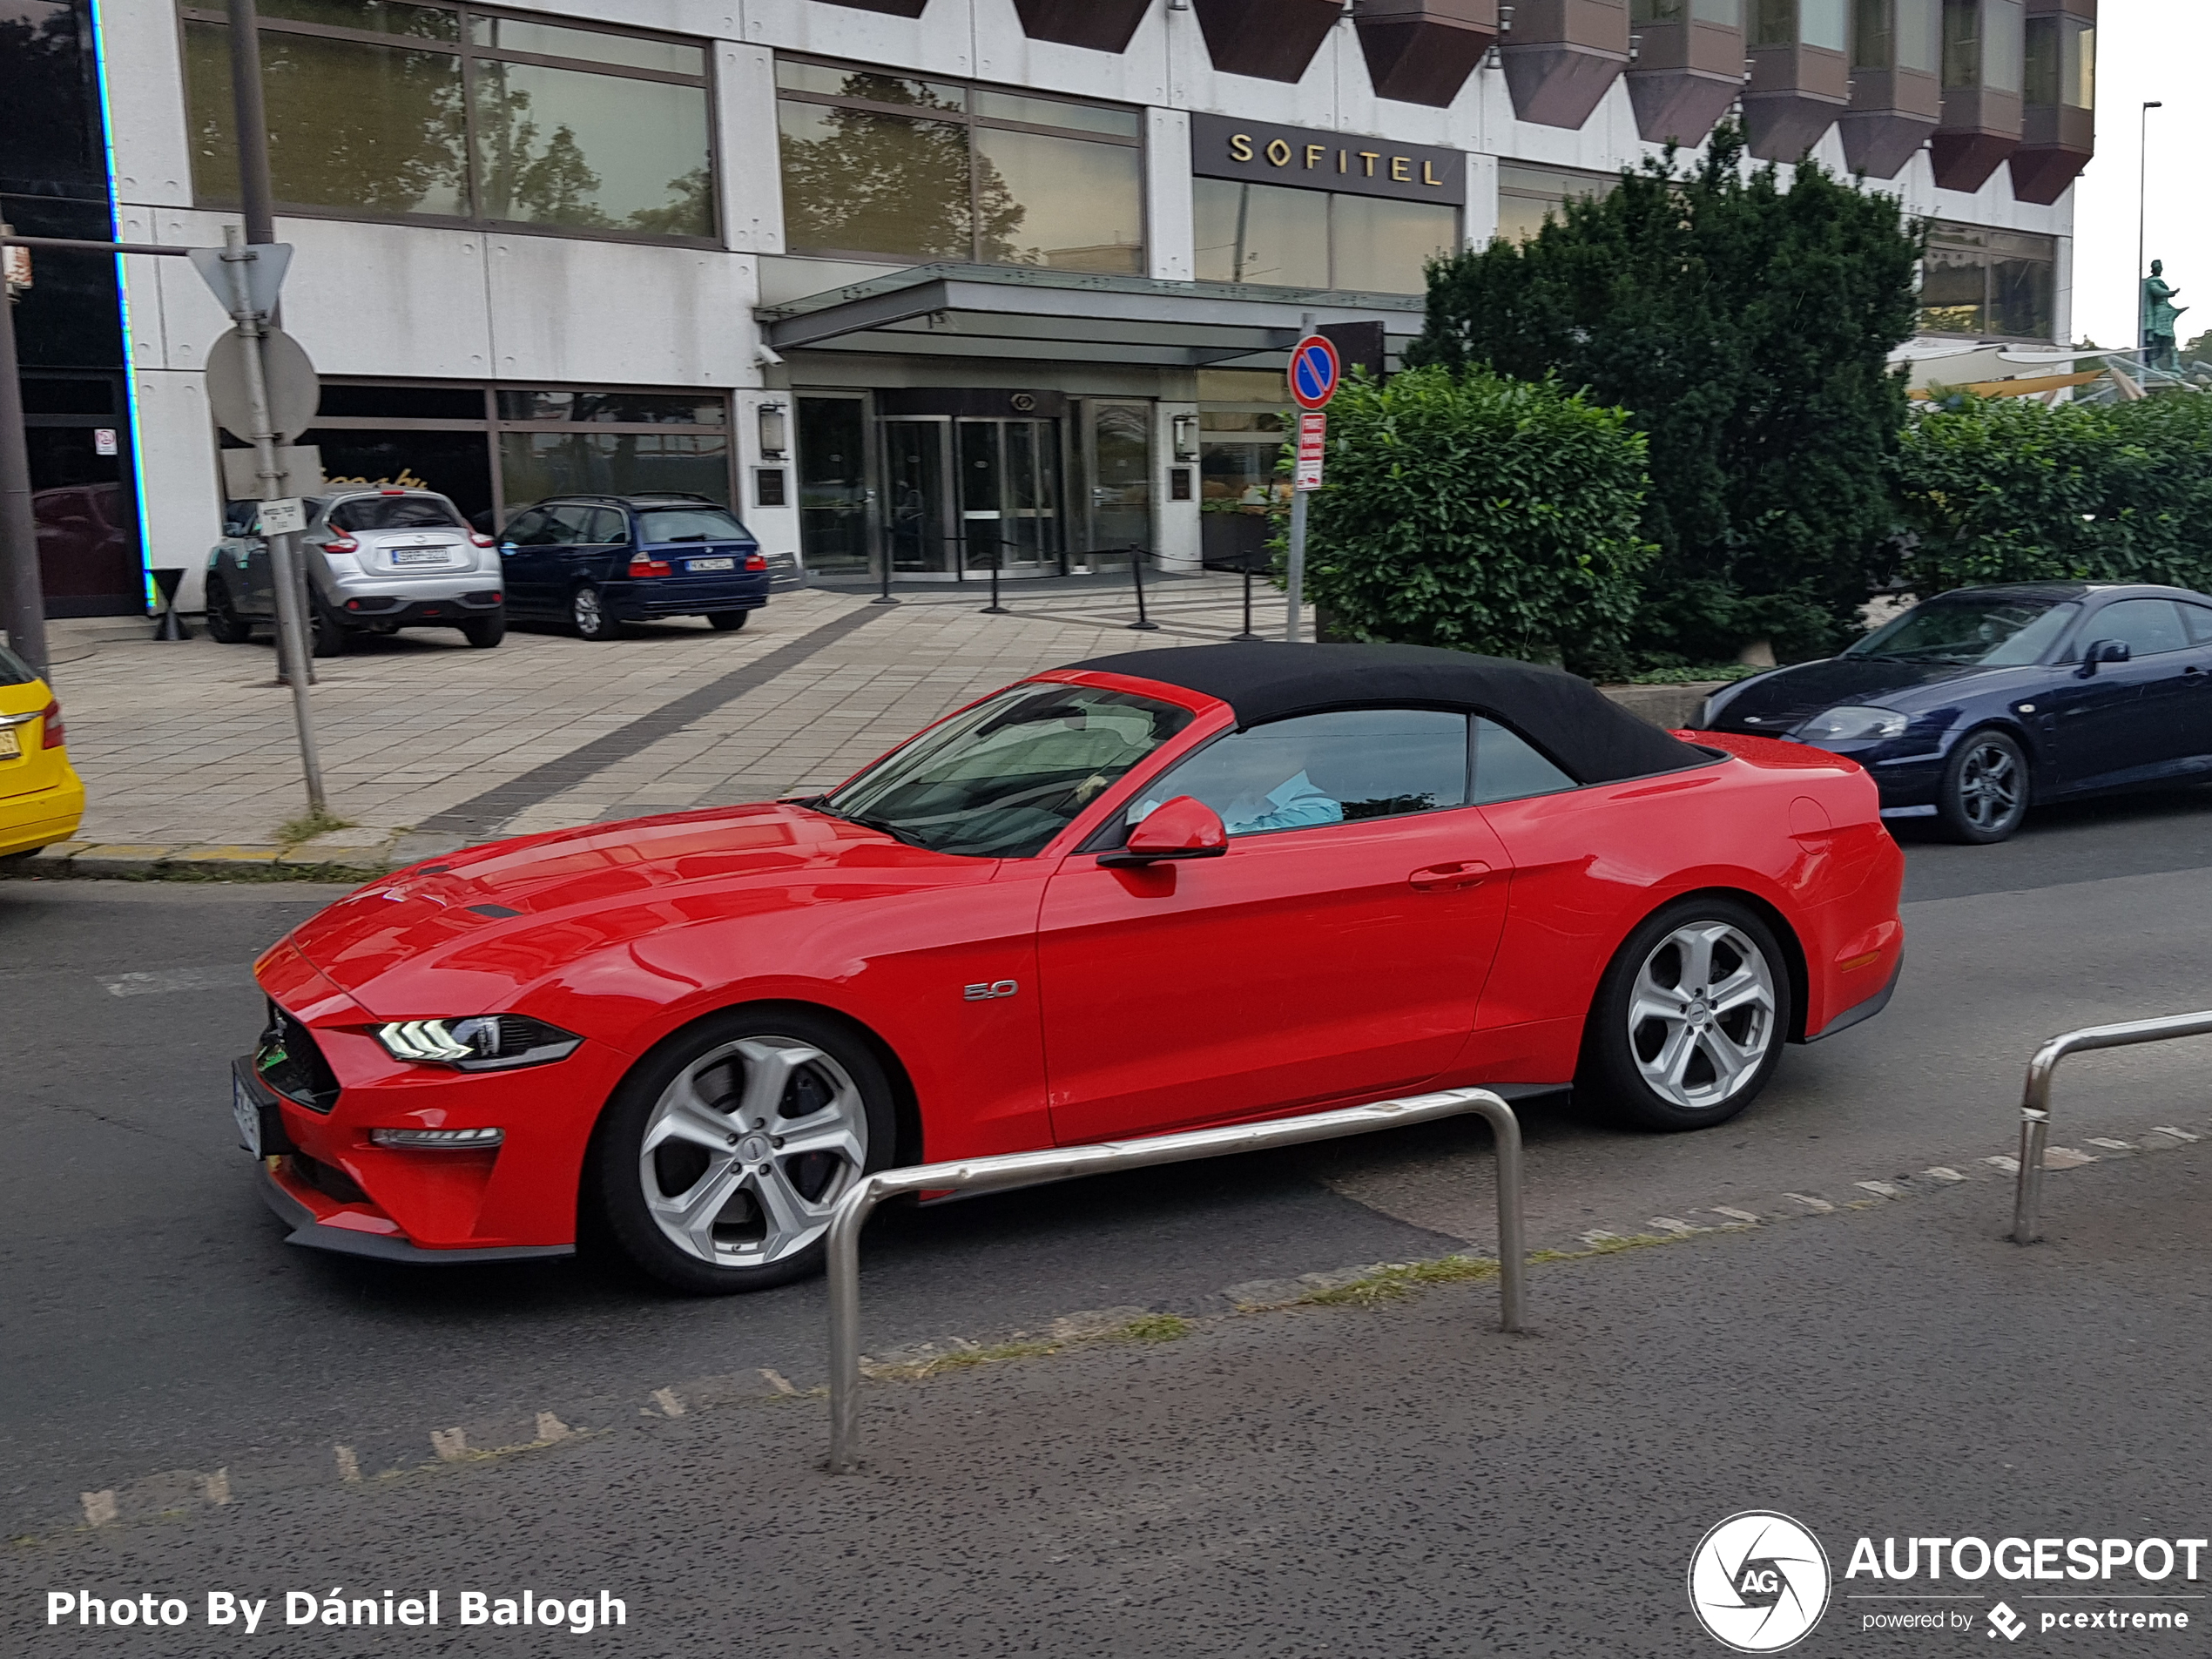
570,583 -> 622,641
1935,726 -> 2028,844
204,578 -> 253,644
1578,897 -> 1792,1132
591,1008 -> 895,1294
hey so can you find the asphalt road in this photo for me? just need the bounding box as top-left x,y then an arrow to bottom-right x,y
7,786 -> 2212,1635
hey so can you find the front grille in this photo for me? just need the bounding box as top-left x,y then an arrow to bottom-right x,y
255,998 -> 342,1113
289,1152 -> 368,1204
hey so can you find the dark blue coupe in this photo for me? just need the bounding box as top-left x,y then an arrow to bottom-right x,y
1697,583 -> 2212,844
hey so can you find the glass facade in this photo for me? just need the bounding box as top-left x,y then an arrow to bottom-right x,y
1192,179 -> 1455,293
1853,0 -> 1940,72
260,384 -> 732,529
1919,222 -> 2057,340
1494,162 -> 1617,246
2023,14 -> 2093,108
1942,0 -> 2023,92
179,0 -> 716,239
1751,0 -> 1845,50
775,59 -> 1143,273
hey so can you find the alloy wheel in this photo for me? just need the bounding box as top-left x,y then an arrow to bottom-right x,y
1956,738 -> 2022,833
1627,921 -> 1777,1110
573,585 -> 608,637
637,1036 -> 867,1268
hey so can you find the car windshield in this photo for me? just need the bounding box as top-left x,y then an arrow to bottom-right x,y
1844,597 -> 2080,666
637,506 -> 746,544
819,683 -> 1194,858
328,496 -> 464,531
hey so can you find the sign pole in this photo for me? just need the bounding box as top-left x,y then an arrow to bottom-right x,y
0,226 -> 48,680
219,225 -> 325,814
1283,318 -> 1338,644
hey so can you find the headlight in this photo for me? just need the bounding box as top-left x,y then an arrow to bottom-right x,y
1799,705 -> 1910,743
374,1015 -> 582,1071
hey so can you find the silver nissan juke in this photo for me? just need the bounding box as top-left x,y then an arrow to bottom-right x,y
205,487 -> 508,655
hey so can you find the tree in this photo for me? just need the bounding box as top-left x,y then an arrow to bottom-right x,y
1301,366 -> 1656,671
1897,392 -> 2212,596
1407,125 -> 1922,668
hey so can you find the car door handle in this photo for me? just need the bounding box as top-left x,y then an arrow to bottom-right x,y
1409,860 -> 1493,892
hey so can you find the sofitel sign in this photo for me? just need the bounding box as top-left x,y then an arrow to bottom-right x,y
1189,112 -> 1466,206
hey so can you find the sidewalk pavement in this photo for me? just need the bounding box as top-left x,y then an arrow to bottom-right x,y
22,578 -> 1715,879
23,575 -> 1299,875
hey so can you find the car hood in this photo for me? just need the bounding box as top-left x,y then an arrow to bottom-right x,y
273,803 -> 997,1014
1709,657 -> 2035,734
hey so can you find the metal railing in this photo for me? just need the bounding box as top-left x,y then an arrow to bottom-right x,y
2012,1009 -> 2212,1244
825,1087 -> 1524,1473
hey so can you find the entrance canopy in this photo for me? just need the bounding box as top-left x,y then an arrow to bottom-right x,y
757,263 -> 1426,369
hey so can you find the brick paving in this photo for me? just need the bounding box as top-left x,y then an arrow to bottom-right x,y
38,574 -> 1296,857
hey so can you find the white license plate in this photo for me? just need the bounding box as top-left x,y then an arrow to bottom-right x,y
391,549 -> 449,566
0,728 -> 18,760
233,1075 -> 262,1157
685,556 -> 736,573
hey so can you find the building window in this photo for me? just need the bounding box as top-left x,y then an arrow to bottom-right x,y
773,59 -> 1143,273
1919,223 -> 2056,341
1941,0 -> 2023,92
1494,163 -> 1616,247
178,0 -> 716,240
2023,13 -> 2093,108
1631,1 -> 1745,22
1853,0 -> 1940,73
1750,0 -> 1847,51
245,382 -> 732,529
1192,179 -> 1454,293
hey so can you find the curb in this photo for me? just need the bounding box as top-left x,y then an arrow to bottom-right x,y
2,831 -> 473,884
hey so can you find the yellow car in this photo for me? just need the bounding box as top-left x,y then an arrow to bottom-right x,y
0,644 -> 85,859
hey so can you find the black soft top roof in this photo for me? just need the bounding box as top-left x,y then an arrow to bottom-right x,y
1069,642 -> 1708,785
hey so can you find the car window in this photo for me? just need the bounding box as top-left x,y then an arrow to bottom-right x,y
1847,596 -> 2077,665
586,508 -> 630,545
327,495 -> 464,531
2180,603 -> 2212,647
1130,709 -> 1470,837
821,683 -> 1195,859
222,500 -> 259,536
2084,598 -> 2188,658
638,505 -> 747,543
1471,718 -> 1576,804
538,505 -> 597,544
0,642 -> 37,686
500,508 -> 546,546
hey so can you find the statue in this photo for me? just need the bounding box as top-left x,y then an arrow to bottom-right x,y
2142,260 -> 2188,371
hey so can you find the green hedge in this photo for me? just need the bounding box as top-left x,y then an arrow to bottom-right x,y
1299,365 -> 1655,671
1897,394 -> 2212,595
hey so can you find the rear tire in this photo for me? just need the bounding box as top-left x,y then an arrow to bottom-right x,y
204,578 -> 253,644
460,613 -> 506,649
706,610 -> 750,633
590,1008 -> 896,1294
1577,896 -> 1793,1132
1934,726 -> 2029,844
570,583 -> 622,641
308,605 -> 347,658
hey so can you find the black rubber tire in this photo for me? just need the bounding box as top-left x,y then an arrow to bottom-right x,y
706,610 -> 751,632
460,612 -> 506,648
1576,895 -> 1794,1133
590,1008 -> 897,1295
308,605 -> 347,658
1934,726 -> 2029,844
570,583 -> 623,641
203,578 -> 254,644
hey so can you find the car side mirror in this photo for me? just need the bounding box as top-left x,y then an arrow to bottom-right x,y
1098,796 -> 1228,867
2075,638 -> 2130,678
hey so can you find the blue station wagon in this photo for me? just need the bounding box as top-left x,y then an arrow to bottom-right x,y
497,493 -> 771,639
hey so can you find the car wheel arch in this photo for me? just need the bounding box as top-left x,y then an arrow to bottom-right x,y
1945,717 -> 2047,803
1592,886 -> 1811,1046
581,996 -> 926,1183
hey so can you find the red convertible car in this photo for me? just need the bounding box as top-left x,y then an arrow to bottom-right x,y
237,644 -> 1905,1292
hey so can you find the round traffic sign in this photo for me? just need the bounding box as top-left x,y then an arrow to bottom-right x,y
1288,334 -> 1340,410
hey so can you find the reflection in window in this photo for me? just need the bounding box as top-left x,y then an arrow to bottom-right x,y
1329,196 -> 1459,294
1919,222 -> 2055,341
1194,179 -> 1329,287
474,62 -> 711,234
2023,14 -> 2094,107
1471,718 -> 1576,804
498,431 -> 732,508
775,60 -> 1144,271
179,0 -> 715,238
185,23 -> 467,216
1855,0 -> 1939,70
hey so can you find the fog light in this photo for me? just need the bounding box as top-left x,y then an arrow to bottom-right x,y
370,1127 -> 505,1149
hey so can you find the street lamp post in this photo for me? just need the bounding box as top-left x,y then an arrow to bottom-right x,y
2137,100 -> 2162,356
